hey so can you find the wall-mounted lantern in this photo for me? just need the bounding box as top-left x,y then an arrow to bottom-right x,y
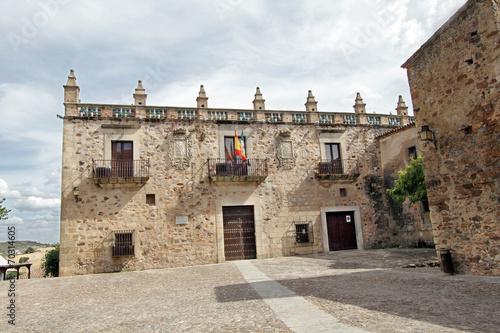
418,125 -> 438,150
73,187 -> 80,202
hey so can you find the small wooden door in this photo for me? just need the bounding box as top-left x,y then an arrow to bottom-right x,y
223,206 -> 256,260
326,211 -> 357,251
112,141 -> 133,177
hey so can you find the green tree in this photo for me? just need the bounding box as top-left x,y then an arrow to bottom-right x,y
387,155 -> 428,207
42,244 -> 59,277
19,257 -> 29,263
24,246 -> 36,254
0,198 -> 11,220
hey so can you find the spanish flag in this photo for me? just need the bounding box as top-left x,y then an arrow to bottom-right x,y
234,131 -> 247,161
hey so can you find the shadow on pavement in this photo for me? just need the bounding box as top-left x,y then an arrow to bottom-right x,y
215,263 -> 499,332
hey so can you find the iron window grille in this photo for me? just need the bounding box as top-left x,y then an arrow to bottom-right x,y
295,222 -> 313,244
112,230 -> 135,257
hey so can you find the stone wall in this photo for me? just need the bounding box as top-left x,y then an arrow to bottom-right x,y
377,124 -> 434,248
59,115 -> 405,276
403,0 -> 499,275
59,71 -> 421,276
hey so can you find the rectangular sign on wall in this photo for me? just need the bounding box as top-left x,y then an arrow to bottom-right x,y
176,216 -> 189,225
346,216 -> 351,223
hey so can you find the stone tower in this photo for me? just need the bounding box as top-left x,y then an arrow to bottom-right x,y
133,80 -> 147,106
353,92 -> 366,113
305,90 -> 318,111
252,87 -> 265,110
63,69 -> 79,104
197,85 -> 208,108
395,95 -> 408,116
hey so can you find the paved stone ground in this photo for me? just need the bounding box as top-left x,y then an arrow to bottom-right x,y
1,249 -> 499,332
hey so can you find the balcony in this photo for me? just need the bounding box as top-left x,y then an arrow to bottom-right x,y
92,159 -> 150,187
316,159 -> 360,182
208,159 -> 268,183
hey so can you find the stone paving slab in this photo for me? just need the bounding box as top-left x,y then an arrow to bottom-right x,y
235,260 -> 367,333
1,263 -> 289,332
0,249 -> 498,332
251,249 -> 500,333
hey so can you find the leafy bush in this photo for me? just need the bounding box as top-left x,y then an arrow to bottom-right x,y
18,257 -> 29,263
42,244 -> 59,277
387,155 -> 428,207
24,246 -> 36,254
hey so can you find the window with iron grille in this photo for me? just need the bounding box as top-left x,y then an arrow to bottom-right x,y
295,223 -> 311,244
112,230 -> 134,257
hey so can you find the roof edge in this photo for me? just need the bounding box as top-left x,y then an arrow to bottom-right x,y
376,122 -> 416,140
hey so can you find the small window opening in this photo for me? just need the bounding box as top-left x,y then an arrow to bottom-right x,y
259,107 -> 262,110
461,125 -> 472,134
469,31 -> 480,43
138,102 -> 142,105
340,188 -> 347,197
201,104 -> 205,108
408,146 -> 417,160
422,201 -> 430,212
146,194 -> 155,206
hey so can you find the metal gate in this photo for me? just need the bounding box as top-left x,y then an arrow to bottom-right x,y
223,206 -> 256,260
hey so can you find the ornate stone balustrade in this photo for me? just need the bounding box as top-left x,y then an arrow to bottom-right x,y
67,104 -> 414,126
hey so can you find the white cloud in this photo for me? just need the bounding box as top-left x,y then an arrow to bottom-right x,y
0,214 -> 59,243
12,196 -> 60,212
0,178 -> 60,213
23,187 -> 59,199
0,216 -> 23,225
0,178 -> 21,199
44,167 -> 62,186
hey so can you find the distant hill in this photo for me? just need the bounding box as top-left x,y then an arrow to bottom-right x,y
0,241 -> 54,258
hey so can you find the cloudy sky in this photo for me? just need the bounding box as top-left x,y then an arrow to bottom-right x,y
0,0 -> 467,243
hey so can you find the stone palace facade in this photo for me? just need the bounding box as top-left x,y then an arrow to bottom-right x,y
59,71 -> 427,276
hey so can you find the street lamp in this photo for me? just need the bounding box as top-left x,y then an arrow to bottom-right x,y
73,187 -> 80,203
418,125 -> 438,150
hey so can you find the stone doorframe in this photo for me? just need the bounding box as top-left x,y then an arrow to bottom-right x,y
320,206 -> 364,251
215,195 -> 264,263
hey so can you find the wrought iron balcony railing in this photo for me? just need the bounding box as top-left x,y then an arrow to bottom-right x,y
93,159 -> 150,178
92,160 -> 150,186
317,159 -> 360,182
208,158 -> 268,181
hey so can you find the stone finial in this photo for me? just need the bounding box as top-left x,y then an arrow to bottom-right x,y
133,80 -> 147,106
305,90 -> 318,112
252,87 -> 266,110
197,84 -> 208,108
66,69 -> 77,86
353,92 -> 366,113
396,95 -> 408,116
63,69 -> 80,103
